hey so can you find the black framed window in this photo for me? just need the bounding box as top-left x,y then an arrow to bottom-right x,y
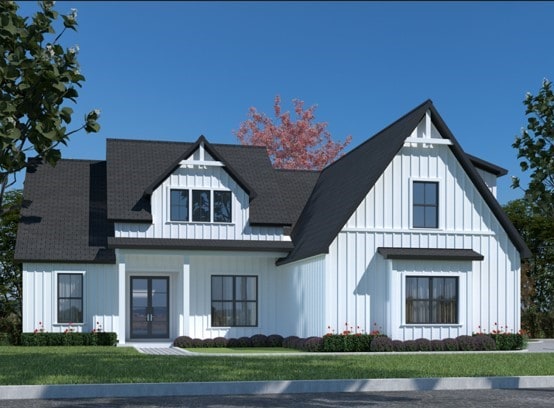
413,181 -> 438,228
213,191 -> 232,223
192,190 -> 211,222
170,189 -> 189,221
58,273 -> 83,323
406,276 -> 458,324
170,189 -> 232,223
211,275 -> 257,327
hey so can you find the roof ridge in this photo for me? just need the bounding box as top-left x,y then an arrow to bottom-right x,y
106,137 -> 268,150
320,99 -> 432,174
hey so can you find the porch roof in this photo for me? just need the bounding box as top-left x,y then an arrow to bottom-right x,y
377,247 -> 484,261
108,237 -> 293,252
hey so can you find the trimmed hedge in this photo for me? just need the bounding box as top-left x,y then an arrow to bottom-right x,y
322,334 -> 379,352
172,332 -> 526,352
20,332 -> 117,346
490,333 -> 527,350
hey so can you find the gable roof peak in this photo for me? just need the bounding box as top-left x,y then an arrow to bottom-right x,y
279,99 -> 531,265
142,135 -> 256,199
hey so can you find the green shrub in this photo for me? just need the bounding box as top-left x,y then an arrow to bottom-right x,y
370,336 -> 393,352
0,332 -> 11,345
442,338 -> 459,351
20,332 -> 117,346
322,334 -> 376,352
250,334 -> 269,347
322,334 -> 344,352
522,309 -> 554,338
267,334 -> 284,347
491,333 -> 527,350
173,336 -> 193,348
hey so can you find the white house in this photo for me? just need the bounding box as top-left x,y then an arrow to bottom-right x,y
15,100 -> 530,344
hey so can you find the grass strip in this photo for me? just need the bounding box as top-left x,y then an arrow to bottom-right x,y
1,346 -> 554,385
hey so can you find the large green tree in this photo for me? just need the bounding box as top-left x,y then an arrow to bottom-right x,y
511,79 -> 554,216
504,199 -> 554,312
0,0 -> 100,210
508,79 -> 554,320
0,189 -> 22,342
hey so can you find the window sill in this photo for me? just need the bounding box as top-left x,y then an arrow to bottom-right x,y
53,323 -> 85,326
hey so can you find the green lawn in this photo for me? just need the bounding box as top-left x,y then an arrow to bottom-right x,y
1,346 -> 554,385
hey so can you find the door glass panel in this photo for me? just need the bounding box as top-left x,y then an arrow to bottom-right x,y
131,277 -> 169,339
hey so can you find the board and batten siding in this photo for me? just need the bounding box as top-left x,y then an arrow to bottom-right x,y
321,120 -> 520,340
115,161 -> 287,241
276,255 -> 327,338
22,263 -> 118,334
187,253 -> 287,339
475,168 -> 498,198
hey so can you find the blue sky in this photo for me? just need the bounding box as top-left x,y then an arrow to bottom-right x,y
14,1 -> 554,204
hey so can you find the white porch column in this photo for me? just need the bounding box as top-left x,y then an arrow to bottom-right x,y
117,251 -> 126,344
181,256 -> 190,337
385,259 -> 393,338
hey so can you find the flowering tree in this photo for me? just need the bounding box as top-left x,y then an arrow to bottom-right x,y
234,96 -> 351,170
0,1 -> 100,211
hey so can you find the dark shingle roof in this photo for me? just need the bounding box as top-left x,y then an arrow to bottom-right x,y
278,100 -> 531,265
466,153 -> 508,177
15,159 -> 115,263
15,102 -> 528,264
107,138 -> 291,225
275,169 -> 320,228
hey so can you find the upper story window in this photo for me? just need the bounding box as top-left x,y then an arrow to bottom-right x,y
413,181 -> 438,228
170,189 -> 232,223
170,190 -> 189,221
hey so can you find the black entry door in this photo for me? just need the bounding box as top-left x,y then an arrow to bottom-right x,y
130,277 -> 169,338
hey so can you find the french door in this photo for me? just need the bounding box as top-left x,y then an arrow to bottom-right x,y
130,277 -> 169,338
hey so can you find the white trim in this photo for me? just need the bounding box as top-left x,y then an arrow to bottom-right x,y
118,257 -> 126,344
54,270 -> 86,325
179,160 -> 225,167
179,142 -> 224,167
404,137 -> 452,145
340,227 -> 494,236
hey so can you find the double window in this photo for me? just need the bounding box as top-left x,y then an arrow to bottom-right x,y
405,276 -> 458,324
413,181 -> 438,228
170,189 -> 232,223
58,273 -> 83,324
211,276 -> 257,327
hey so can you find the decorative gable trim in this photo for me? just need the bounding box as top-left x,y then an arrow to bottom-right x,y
143,135 -> 257,200
377,247 -> 484,261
